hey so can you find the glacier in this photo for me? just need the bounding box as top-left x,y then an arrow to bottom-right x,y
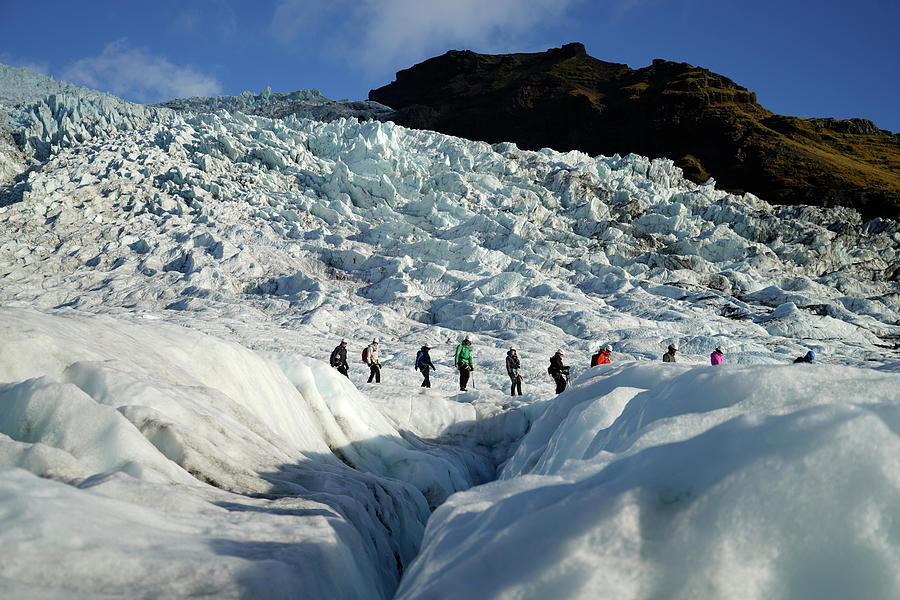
1,61 -> 900,599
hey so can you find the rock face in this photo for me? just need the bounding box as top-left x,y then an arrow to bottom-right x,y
370,43 -> 900,220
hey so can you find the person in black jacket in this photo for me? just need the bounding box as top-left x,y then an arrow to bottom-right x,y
662,343 -> 678,363
415,345 -> 436,388
548,349 -> 569,394
506,348 -> 522,396
330,339 -> 349,377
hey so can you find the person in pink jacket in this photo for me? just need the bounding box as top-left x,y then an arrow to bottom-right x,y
710,346 -> 725,365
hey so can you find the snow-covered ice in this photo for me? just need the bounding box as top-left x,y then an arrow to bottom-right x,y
398,363 -> 900,599
1,62 -> 899,598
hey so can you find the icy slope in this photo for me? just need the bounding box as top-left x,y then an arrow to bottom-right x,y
155,86 -> 394,122
1,63 -> 898,372
396,363 -> 900,600
0,64 -> 175,164
0,307 -> 499,598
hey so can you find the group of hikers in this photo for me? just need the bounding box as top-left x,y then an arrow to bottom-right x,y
663,342 -> 816,365
329,338 -> 385,383
664,342 -> 725,364
330,337 -> 818,396
329,336 -> 572,395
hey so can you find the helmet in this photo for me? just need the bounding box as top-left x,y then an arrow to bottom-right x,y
373,338 -> 379,344
340,339 -> 347,344
423,344 -> 430,350
807,350 -> 815,360
463,336 -> 471,344
715,346 -> 724,354
556,349 -> 564,355
509,347 -> 516,352
603,344 -> 612,352
668,343 -> 678,352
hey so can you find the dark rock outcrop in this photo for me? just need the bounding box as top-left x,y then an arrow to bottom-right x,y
370,43 -> 900,220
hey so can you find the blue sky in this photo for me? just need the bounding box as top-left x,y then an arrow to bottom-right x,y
2,0 -> 898,132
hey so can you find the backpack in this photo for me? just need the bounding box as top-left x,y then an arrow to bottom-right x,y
415,350 -> 423,370
362,347 -> 370,363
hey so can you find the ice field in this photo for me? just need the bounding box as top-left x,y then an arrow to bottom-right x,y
2,63 -> 900,599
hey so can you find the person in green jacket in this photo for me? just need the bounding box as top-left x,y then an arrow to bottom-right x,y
455,336 -> 474,391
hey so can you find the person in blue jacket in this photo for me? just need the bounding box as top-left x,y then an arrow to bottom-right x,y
415,345 -> 436,388
794,350 -> 815,363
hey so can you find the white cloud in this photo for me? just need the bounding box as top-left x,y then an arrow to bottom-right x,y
171,1 -> 238,38
60,40 -> 222,103
0,53 -> 50,76
271,0 -> 580,75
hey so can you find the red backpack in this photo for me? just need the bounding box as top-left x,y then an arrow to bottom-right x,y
362,346 -> 370,363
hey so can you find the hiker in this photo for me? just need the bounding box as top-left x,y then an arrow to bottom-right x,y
710,346 -> 725,366
662,343 -> 678,363
591,344 -> 612,366
455,336 -> 474,391
415,344 -> 436,388
794,350 -> 815,364
364,338 -> 381,383
548,349 -> 569,394
506,348 -> 523,396
329,339 -> 349,378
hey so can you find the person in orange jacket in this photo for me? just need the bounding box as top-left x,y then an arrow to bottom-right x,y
591,344 -> 612,366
